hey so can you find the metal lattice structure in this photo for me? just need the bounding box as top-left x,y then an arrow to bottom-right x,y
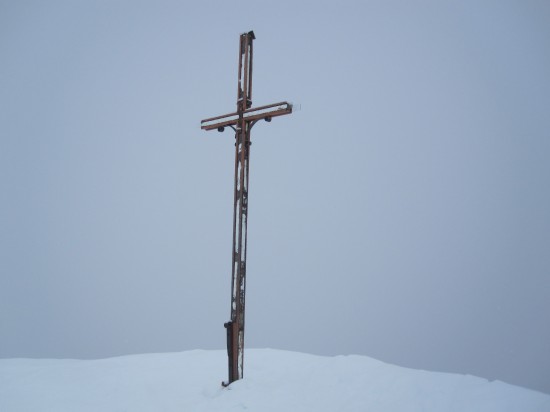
200,31 -> 292,385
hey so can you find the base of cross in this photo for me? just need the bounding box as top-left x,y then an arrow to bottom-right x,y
223,320 -> 236,386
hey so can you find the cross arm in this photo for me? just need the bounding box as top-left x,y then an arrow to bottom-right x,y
201,102 -> 292,131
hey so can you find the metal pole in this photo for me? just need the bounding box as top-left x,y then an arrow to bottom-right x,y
225,31 -> 255,385
200,30 -> 291,386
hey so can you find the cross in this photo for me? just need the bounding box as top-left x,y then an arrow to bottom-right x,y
201,30 -> 292,386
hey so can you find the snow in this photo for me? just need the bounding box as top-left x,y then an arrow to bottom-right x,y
1,349 -> 548,412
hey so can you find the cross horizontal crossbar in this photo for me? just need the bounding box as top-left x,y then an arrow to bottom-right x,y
201,102 -> 292,131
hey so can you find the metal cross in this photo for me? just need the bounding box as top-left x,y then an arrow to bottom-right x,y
201,31 -> 292,385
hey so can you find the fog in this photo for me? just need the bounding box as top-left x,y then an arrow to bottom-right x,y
1,1 -> 549,393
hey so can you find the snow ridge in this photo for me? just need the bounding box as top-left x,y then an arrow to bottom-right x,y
1,349 -> 548,412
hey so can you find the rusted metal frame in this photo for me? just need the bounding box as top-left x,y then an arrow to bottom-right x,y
201,30 -> 292,387
228,124 -> 245,384
227,34 -> 244,386
237,32 -> 252,382
234,120 -> 249,382
243,106 -> 291,123
248,34 -> 253,105
226,31 -> 254,385
226,123 -> 240,384
238,122 -> 251,381
201,104 -> 292,131
201,101 -> 292,126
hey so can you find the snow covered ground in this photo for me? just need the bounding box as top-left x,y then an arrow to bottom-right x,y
1,349 -> 548,412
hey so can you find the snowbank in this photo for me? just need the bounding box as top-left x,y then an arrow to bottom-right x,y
1,349 -> 548,411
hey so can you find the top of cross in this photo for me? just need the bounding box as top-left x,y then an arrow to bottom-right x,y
200,31 -> 292,134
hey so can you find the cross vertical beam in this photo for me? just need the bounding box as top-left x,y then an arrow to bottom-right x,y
228,30 -> 253,385
201,31 -> 292,386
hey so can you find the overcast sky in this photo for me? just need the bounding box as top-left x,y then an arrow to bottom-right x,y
1,0 -> 549,394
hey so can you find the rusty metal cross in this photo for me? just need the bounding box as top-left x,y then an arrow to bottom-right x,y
200,31 -> 292,386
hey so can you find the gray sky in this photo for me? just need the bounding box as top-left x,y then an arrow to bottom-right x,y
1,0 -> 549,394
